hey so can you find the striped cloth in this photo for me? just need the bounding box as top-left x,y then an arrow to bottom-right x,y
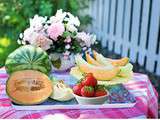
0,68 -> 158,119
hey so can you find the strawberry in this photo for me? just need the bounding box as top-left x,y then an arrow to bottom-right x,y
81,86 -> 94,97
82,73 -> 97,87
94,89 -> 107,97
73,83 -> 83,96
94,85 -> 107,97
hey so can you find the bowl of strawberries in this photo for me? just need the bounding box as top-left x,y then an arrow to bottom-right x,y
73,73 -> 109,105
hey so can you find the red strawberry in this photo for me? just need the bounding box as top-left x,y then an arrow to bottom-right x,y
94,89 -> 107,97
82,73 -> 97,87
73,83 -> 83,96
81,86 -> 94,97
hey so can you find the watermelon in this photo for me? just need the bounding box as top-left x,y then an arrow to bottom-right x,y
5,45 -> 51,75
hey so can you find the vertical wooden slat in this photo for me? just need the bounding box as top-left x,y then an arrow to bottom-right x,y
95,0 -> 99,38
138,0 -> 150,66
101,0 -> 110,47
122,0 -> 132,57
108,0 -> 116,51
129,0 -> 141,63
97,0 -> 103,40
156,25 -> 160,75
146,0 -> 160,72
156,41 -> 160,75
114,0 -> 124,54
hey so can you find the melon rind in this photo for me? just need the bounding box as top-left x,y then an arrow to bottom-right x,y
5,45 -> 51,75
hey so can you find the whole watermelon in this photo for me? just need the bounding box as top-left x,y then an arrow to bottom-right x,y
5,45 -> 51,75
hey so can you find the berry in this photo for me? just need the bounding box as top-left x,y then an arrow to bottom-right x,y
73,83 -> 83,96
82,73 -> 97,87
81,86 -> 94,97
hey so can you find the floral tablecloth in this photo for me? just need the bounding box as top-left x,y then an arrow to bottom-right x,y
0,68 -> 158,119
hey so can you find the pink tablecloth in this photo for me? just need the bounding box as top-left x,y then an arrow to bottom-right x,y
0,68 -> 158,119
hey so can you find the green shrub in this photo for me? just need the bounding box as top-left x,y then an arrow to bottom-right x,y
0,0 -> 92,67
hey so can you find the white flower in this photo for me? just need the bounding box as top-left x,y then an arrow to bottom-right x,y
19,33 -> 23,39
66,23 -> 77,32
23,28 -> 39,44
83,47 -> 87,51
17,39 -> 22,45
21,40 -> 26,45
65,44 -> 71,49
76,32 -> 96,47
29,15 -> 47,31
49,9 -> 66,23
65,12 -> 80,27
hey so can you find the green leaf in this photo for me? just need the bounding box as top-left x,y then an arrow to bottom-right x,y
51,58 -> 61,69
62,31 -> 71,38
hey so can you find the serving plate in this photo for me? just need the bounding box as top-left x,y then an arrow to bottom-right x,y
12,74 -> 136,110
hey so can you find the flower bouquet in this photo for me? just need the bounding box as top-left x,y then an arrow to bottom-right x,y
18,9 -> 97,72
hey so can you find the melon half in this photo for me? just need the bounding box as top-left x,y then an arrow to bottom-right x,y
6,70 -> 52,105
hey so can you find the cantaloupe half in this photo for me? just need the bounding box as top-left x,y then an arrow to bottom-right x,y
85,52 -> 102,66
6,70 -> 52,105
75,55 -> 120,80
93,50 -> 129,66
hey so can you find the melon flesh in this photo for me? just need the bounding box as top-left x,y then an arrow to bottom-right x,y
6,70 -> 52,105
75,55 -> 120,80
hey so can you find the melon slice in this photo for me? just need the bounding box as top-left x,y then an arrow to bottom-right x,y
75,55 -> 120,80
93,50 -> 129,66
93,51 -> 114,67
50,80 -> 74,101
119,63 -> 133,77
85,52 -> 102,66
107,57 -> 129,66
6,70 -> 52,105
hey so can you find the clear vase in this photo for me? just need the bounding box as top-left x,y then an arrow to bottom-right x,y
50,53 -> 75,73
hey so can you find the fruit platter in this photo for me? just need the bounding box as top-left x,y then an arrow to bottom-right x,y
5,44 -> 136,110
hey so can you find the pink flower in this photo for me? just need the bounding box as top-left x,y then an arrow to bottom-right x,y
63,51 -> 70,60
47,22 -> 64,41
63,51 -> 70,56
63,55 -> 69,60
35,34 -> 53,50
64,37 -> 71,43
